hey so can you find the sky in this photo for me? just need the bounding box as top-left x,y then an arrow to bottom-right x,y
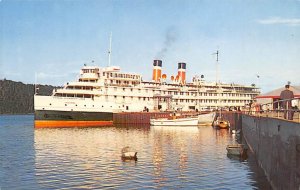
0,0 -> 299,93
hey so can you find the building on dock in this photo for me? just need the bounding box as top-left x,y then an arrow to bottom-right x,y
256,85 -> 300,110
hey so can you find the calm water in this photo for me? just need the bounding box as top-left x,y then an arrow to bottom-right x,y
0,115 -> 271,189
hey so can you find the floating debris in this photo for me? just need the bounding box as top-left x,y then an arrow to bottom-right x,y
226,144 -> 247,156
121,146 -> 137,161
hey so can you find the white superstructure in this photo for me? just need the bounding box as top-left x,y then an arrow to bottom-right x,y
34,61 -> 260,114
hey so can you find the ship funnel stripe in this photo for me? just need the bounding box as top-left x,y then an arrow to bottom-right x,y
153,66 -> 162,69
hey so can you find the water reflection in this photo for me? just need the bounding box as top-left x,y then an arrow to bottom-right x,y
33,125 -> 270,189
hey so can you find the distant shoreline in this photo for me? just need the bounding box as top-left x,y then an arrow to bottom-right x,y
0,79 -> 55,115
0,113 -> 34,116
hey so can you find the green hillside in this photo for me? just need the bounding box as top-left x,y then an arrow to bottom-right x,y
0,79 -> 55,114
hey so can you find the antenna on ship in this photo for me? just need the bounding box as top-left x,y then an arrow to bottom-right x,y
212,50 -> 221,112
212,50 -> 219,85
108,32 -> 112,67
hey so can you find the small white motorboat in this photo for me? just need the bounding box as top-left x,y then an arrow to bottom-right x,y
150,116 -> 199,126
121,146 -> 137,161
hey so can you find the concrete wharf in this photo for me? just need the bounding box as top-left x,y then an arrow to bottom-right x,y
224,111 -> 300,190
114,110 -> 300,190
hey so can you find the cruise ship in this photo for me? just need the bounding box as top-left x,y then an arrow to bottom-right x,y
34,60 -> 260,127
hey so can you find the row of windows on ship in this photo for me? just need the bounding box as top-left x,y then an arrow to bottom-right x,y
104,72 -> 141,79
53,93 -> 253,103
57,88 -> 254,97
80,70 -> 141,79
66,81 -> 255,92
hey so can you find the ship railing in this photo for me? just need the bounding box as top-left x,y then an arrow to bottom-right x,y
245,97 -> 300,123
52,96 -> 90,100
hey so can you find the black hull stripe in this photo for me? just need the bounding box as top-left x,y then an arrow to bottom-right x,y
35,110 -> 113,121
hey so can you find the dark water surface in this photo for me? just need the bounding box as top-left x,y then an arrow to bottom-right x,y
0,115 -> 271,189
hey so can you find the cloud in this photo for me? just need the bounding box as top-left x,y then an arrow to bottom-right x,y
257,17 -> 300,26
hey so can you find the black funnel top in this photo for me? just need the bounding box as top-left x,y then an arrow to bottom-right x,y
153,60 -> 162,67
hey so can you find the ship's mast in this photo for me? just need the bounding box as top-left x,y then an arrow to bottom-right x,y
213,50 -> 219,85
108,32 -> 112,67
34,72 -> 37,95
213,50 -> 221,111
